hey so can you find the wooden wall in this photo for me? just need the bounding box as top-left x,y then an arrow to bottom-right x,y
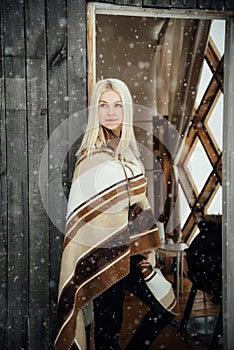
0,0 -> 233,349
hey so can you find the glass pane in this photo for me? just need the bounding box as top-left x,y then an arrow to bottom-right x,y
187,140 -> 213,193
206,94 -> 223,151
195,60 -> 212,106
179,184 -> 191,228
210,20 -> 225,56
207,185 -> 222,214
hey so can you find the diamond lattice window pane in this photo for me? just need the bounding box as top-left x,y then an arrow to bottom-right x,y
210,20 -> 225,56
187,140 -> 213,193
195,60 -> 212,107
206,93 -> 223,151
179,184 -> 191,228
207,185 -> 222,214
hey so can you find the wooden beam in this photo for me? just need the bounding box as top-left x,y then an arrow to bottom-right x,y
182,171 -> 219,241
179,124 -> 197,165
214,154 -> 222,183
195,76 -> 220,123
215,56 -> 224,92
205,38 -> 221,72
194,124 -> 220,166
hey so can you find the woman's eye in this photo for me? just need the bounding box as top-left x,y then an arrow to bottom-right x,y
99,103 -> 107,108
115,103 -> 123,108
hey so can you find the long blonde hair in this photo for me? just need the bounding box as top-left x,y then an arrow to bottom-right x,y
78,78 -> 140,160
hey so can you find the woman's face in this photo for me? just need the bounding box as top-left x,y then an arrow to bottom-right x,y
98,89 -> 123,132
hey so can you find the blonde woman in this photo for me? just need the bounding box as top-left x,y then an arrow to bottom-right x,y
55,79 -> 175,350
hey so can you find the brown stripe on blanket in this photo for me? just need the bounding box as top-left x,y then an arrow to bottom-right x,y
66,173 -> 145,225
66,179 -> 127,223
60,224 -> 129,297
64,176 -> 146,243
65,180 -> 129,234
55,310 -> 77,350
57,229 -> 130,330
64,191 -> 130,248
55,252 -> 130,350
57,227 -> 159,333
130,226 -> 160,256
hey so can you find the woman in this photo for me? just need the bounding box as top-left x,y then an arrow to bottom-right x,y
55,79 -> 176,350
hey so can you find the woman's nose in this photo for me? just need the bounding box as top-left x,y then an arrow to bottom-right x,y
108,104 -> 115,115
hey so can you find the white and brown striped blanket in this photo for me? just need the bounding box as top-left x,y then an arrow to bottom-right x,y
54,148 -> 160,350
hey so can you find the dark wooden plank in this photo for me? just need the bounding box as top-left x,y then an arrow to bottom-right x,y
209,0 -> 223,10
197,0 -> 223,10
0,131 -> 7,348
2,0 -> 28,348
185,0 -> 197,8
95,0 -> 114,3
143,0 -> 171,8
67,0 -> 87,114
114,0 -> 131,4
171,0 -> 187,8
46,0 -> 68,347
24,0 -> 50,348
225,0 -> 234,10
114,0 -> 129,5
128,0 -> 143,5
0,2 -> 7,347
114,0 -> 142,5
67,0 -> 87,180
197,0 -> 209,9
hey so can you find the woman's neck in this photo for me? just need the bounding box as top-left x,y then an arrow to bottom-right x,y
101,125 -> 122,140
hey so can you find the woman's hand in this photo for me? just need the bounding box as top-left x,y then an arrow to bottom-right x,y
141,250 -> 156,268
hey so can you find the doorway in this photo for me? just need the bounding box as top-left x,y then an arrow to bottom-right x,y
87,3 -> 234,348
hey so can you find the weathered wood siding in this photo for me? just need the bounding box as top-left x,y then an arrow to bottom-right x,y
0,0 -> 233,349
0,0 -> 87,348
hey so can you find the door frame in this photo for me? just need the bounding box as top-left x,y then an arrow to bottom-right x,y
87,3 -> 234,348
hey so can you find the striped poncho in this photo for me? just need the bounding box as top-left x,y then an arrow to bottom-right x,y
55,147 -> 160,350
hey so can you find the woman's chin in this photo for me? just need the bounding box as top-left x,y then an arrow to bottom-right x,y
105,124 -> 120,130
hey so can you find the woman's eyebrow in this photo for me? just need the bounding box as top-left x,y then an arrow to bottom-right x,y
99,100 -> 122,103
